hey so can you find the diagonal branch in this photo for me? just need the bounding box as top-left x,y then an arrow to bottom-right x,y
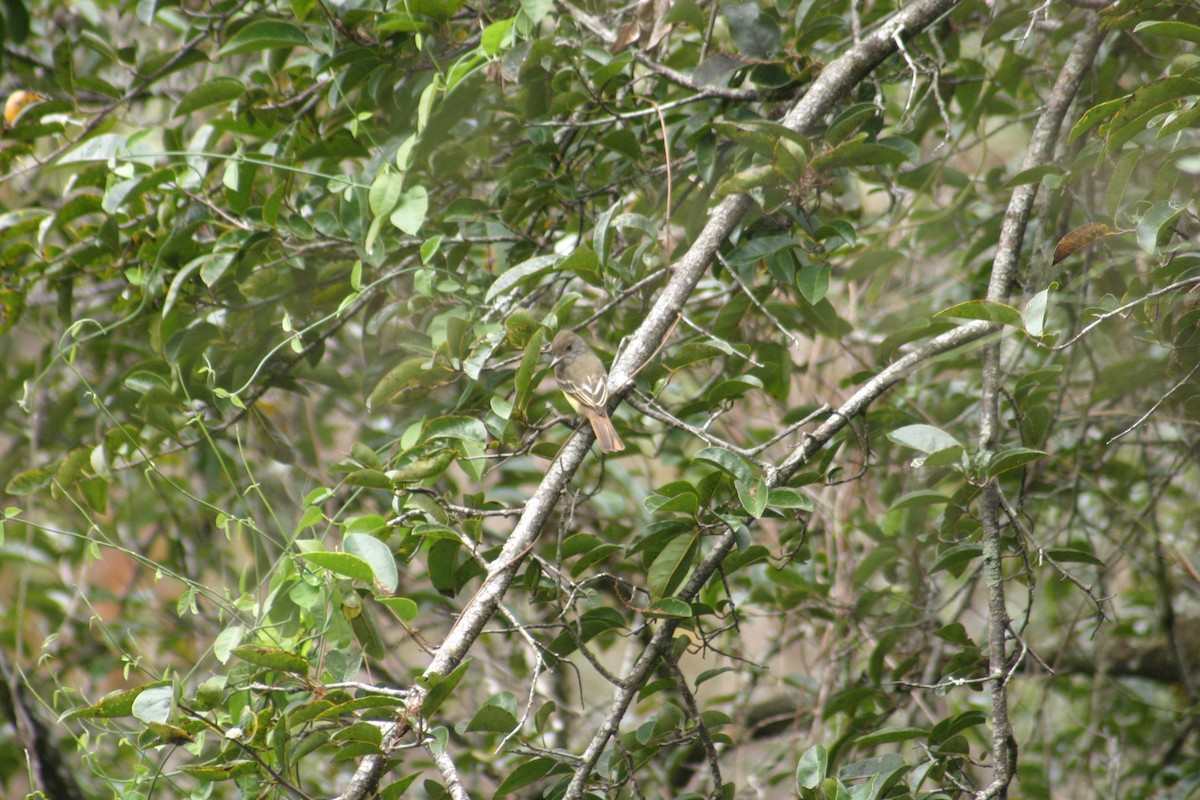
340,2 -> 974,797
559,0 -> 971,796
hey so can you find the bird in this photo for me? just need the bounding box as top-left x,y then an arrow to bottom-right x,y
549,330 -> 625,453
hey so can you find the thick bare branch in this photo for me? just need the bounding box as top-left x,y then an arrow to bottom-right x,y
974,16 -> 1106,800
429,743 -> 472,800
561,0 -> 971,796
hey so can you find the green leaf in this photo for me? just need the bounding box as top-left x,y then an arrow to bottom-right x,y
348,606 -> 384,662
1104,77 -> 1200,150
422,660 -> 471,717
810,140 -> 908,171
344,469 -> 393,489
796,744 -> 829,790
1004,164 -> 1062,188
485,254 -> 559,302
886,424 -> 962,455
1105,149 -> 1142,216
401,0 -> 467,23
1024,289 -> 1050,337
985,446 -> 1047,477
420,234 -> 443,263
718,164 -> 780,195
384,772 -> 427,796
1136,201 -> 1186,253
520,0 -> 553,24
544,608 -> 625,664
647,532 -> 699,599
423,416 -> 488,443
369,166 -> 405,217
131,684 -> 174,724
6,467 -> 52,495
495,758 -> 557,796
981,6 -> 1027,45
724,2 -> 781,58
934,299 -> 1023,327
377,11 -> 435,33
58,133 -> 127,164
930,710 -> 987,743
344,533 -> 398,592
814,219 -> 856,249
693,446 -> 756,483
389,185 -> 428,235
711,121 -> 778,159
936,623 -> 974,647
481,17 -> 515,55
1068,96 -> 1125,143
230,645 -> 310,674
838,752 -> 905,780
645,491 -> 699,515
930,544 -> 983,576
427,538 -> 460,595
389,450 -> 455,483
302,551 -> 375,583
465,692 -> 518,733
181,761 -> 260,781
853,726 -> 926,746
219,19 -> 310,56
797,263 -> 829,305
332,721 -> 384,746
826,102 -> 880,145
735,477 -> 768,519
707,375 -> 763,403
774,136 -> 809,181
2,0 -> 30,41
198,252 -> 235,287
513,327 -> 547,415
725,234 -> 799,265
766,487 -> 813,510
173,78 -> 245,116
67,680 -> 172,719
367,357 -> 457,409
645,598 -> 692,617
889,491 -> 950,510
559,244 -> 601,285
561,533 -> 601,559
1134,20 -> 1200,45
696,667 -> 737,687
142,722 -> 193,747
614,211 -> 662,239
1044,547 -> 1105,567
593,201 -> 619,264
379,597 -> 419,623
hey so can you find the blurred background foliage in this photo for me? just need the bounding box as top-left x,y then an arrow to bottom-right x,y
0,0 -> 1198,798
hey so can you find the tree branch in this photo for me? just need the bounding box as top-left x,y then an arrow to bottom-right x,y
974,16 -> 1106,800
428,741 -> 472,800
560,0 -> 972,796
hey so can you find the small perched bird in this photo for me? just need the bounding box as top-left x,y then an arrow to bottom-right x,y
549,330 -> 624,453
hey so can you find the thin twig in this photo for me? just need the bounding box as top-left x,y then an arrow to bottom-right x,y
995,486 -> 1109,621
662,652 -> 723,796
1053,276 -> 1200,350
1107,360 -> 1200,444
625,393 -> 770,467
714,252 -> 803,347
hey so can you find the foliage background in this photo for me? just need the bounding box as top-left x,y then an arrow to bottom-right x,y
1,0 -> 1198,798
